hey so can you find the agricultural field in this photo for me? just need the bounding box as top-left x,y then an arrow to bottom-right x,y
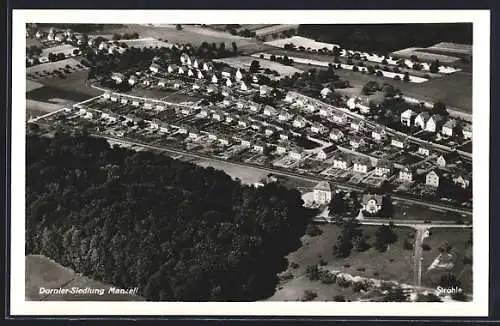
26,255 -> 145,301
265,36 -> 340,51
26,58 -> 84,76
254,24 -> 299,37
90,24 -> 257,47
40,44 -> 78,57
391,47 -> 460,64
269,224 -> 416,301
213,56 -> 303,77
116,37 -> 174,49
420,228 -> 473,293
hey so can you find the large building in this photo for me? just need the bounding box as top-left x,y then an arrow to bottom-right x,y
313,181 -> 333,205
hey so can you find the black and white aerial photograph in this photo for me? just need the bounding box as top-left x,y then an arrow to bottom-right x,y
10,9 -> 490,317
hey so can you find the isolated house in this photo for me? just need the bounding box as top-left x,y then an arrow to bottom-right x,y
414,112 -> 431,130
398,166 -> 414,182
142,78 -> 153,87
436,152 -> 458,168
425,114 -> 445,133
353,156 -> 371,174
192,80 -> 203,90
374,159 -> 393,178
279,132 -> 290,141
361,194 -> 383,215
329,128 -> 344,141
206,84 -> 218,94
240,138 -> 251,148
143,102 -> 153,110
313,181 -> 333,205
441,119 -> 456,137
317,145 -> 337,160
426,170 -> 441,187
400,109 -> 417,127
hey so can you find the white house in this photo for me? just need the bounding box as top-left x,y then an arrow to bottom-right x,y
350,120 -> 364,132
462,124 -> 472,140
350,137 -> 366,150
441,119 -> 456,137
111,72 -> 125,84
253,142 -> 265,153
278,110 -> 293,121
178,66 -> 185,75
329,129 -> 344,141
426,170 -> 440,187
371,128 -> 387,142
290,147 -> 304,160
414,112 -> 430,130
211,74 -> 219,84
317,145 -> 337,160
401,109 -> 417,127
149,63 -> 160,73
391,136 -> 407,149
453,175 -> 470,189
332,113 -> 348,125
333,155 -> 352,170
418,146 -> 430,156
240,81 -> 249,91
235,69 -> 243,81
158,78 -> 168,87
310,122 -> 327,134
128,75 -> 138,86
225,78 -> 233,87
320,87 -> 332,99
263,105 -> 278,116
293,115 -> 308,128
353,157 -> 371,174
313,181 -> 332,205
276,142 -> 289,155
374,159 -> 392,178
120,97 -> 129,105
425,114 -> 445,133
398,167 -> 414,182
197,70 -> 205,79
187,69 -> 194,77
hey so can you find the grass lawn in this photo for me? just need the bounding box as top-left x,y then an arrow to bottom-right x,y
420,228 -> 473,293
91,24 -> 257,47
214,56 -> 303,77
25,255 -> 145,301
270,224 -> 416,301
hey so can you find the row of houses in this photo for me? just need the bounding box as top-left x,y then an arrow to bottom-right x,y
400,109 -> 472,139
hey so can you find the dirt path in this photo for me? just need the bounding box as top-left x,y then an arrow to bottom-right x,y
413,228 -> 426,287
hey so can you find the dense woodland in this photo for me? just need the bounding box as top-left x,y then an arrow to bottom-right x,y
298,24 -> 472,54
26,133 -> 316,301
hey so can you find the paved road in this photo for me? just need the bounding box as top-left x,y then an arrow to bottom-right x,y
89,132 -> 472,216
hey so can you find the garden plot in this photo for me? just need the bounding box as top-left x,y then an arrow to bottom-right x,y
213,56 -> 303,77
265,36 -> 340,51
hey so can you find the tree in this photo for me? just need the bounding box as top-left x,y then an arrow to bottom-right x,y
328,191 -> 345,216
432,101 -> 448,116
429,60 -> 440,73
249,60 -> 260,73
383,288 -> 409,302
333,295 -> 346,302
175,24 -> 183,30
380,195 -> 394,218
374,224 -> 398,252
232,41 -> 237,53
403,72 -> 410,82
393,75 -> 401,81
438,273 -> 461,289
305,265 -> 321,281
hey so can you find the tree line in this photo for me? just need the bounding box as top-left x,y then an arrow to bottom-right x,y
26,133 -> 316,301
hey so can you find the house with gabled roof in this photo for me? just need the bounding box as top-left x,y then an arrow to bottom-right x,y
374,159 -> 393,178
425,114 -> 445,133
111,72 -> 125,84
278,109 -> 293,121
128,75 -> 138,86
414,111 -> 430,130
436,151 -> 459,168
167,64 -> 178,74
317,145 -> 337,160
452,174 -> 471,189
350,120 -> 364,132
371,127 -> 387,142
240,81 -> 249,91
333,153 -> 352,170
426,170 -> 441,187
180,53 -> 191,66
157,78 -> 168,87
197,70 -> 205,79
211,73 -> 219,84
462,124 -> 472,140
350,136 -> 366,149
275,140 -> 291,155
253,141 -> 265,153
290,146 -> 305,160
149,63 -> 160,73
235,68 -> 243,81
320,87 -> 333,99
260,84 -> 273,96
418,146 -> 430,157
332,113 -> 348,125
313,181 -> 333,204
398,166 -> 414,182
310,122 -> 328,134
441,119 -> 457,137
292,115 -> 308,128
353,156 -> 372,174
263,105 -> 278,117
329,128 -> 344,141
400,109 -> 417,127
